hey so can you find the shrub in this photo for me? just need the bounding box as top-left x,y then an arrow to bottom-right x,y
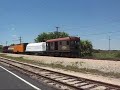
80,40 -> 93,57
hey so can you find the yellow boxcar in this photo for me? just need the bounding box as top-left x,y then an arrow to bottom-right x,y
13,43 -> 28,53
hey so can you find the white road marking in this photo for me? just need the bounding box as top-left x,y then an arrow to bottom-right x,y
0,66 -> 41,90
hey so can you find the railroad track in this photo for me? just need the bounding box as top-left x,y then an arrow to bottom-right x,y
0,57 -> 120,90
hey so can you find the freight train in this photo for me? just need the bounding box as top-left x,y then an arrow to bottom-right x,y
2,36 -> 80,57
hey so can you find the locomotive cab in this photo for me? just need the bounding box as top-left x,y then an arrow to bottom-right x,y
70,40 -> 80,50
69,37 -> 80,57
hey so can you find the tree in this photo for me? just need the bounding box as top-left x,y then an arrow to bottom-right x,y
10,44 -> 15,46
0,45 -> 3,52
35,31 -> 69,42
80,40 -> 93,57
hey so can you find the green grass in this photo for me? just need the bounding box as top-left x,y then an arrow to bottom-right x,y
81,50 -> 120,60
92,51 -> 120,60
0,54 -> 120,78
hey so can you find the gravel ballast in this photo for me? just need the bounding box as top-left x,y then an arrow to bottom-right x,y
1,53 -> 120,86
5,53 -> 120,73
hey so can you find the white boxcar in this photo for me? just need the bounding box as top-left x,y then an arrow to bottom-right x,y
25,42 -> 46,52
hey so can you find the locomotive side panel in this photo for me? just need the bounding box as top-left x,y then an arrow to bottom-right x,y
46,37 -> 71,52
58,41 -> 70,51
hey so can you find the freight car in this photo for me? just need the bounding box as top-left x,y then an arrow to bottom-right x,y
25,42 -> 46,55
8,45 -> 14,53
13,43 -> 28,53
2,46 -> 9,53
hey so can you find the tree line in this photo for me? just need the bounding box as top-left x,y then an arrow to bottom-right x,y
0,45 -> 3,52
35,31 -> 93,57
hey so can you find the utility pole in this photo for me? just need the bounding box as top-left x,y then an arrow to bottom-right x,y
56,27 -> 59,38
19,36 -> 22,44
6,41 -> 8,46
109,36 -> 111,51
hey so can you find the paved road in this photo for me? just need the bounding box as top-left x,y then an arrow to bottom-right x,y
0,62 -> 57,90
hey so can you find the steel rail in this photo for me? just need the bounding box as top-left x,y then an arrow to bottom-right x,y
0,57 -> 120,90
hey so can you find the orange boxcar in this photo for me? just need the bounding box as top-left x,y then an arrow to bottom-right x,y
13,43 -> 28,53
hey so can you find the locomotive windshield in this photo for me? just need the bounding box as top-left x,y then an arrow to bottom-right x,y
71,40 -> 80,45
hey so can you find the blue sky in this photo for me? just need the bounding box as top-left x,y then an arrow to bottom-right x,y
0,0 -> 120,50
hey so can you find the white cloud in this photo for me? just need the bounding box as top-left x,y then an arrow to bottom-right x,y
12,35 -> 17,37
11,27 -> 15,31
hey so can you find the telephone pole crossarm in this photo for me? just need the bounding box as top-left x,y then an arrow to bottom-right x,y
56,27 -> 59,38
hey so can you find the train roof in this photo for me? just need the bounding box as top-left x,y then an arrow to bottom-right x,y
14,43 -> 28,45
3,46 -> 9,49
46,36 -> 80,42
27,42 -> 46,46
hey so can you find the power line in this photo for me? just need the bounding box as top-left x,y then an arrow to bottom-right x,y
81,30 -> 120,36
6,41 -> 8,46
19,36 -> 22,44
12,36 -> 22,44
63,20 -> 120,30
